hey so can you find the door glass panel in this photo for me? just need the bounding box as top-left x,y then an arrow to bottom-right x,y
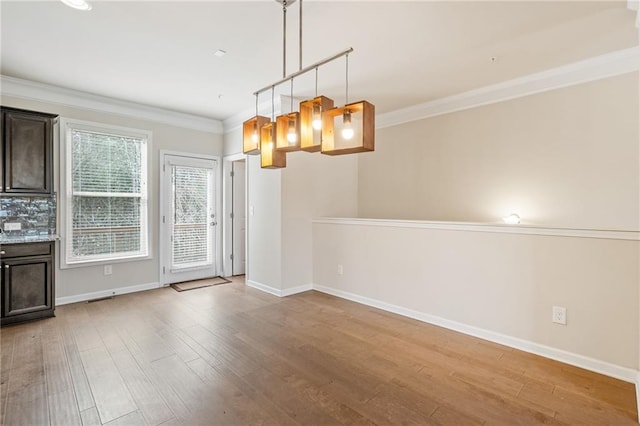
171,165 -> 212,269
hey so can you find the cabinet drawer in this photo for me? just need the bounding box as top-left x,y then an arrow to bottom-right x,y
1,242 -> 52,258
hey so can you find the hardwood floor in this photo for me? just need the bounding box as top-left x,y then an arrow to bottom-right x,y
1,276 -> 637,425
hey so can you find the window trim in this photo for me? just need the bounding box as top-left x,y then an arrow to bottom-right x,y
59,118 -> 152,269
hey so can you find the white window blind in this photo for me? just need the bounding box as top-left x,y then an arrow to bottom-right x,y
171,165 -> 212,268
64,122 -> 149,265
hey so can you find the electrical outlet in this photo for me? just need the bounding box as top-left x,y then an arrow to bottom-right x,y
552,306 -> 567,325
104,265 -> 113,276
337,264 -> 344,275
4,222 -> 21,231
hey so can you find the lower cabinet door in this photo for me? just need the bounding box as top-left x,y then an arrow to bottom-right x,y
2,255 -> 53,317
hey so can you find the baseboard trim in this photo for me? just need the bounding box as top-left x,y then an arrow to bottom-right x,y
246,280 -> 313,297
246,280 -> 282,296
312,283 -> 638,384
281,284 -> 314,297
636,374 -> 640,421
56,281 -> 161,305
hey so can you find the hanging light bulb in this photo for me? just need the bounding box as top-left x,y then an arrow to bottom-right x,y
243,93 -> 268,155
251,122 -> 259,143
287,119 -> 298,144
312,103 -> 322,130
341,109 -> 354,140
267,127 -> 274,150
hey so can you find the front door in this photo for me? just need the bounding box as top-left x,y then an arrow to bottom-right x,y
161,154 -> 218,284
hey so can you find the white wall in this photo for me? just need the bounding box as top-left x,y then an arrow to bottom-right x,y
246,153 -> 283,288
312,220 -> 639,373
1,95 -> 223,299
310,72 -> 640,378
281,151 -> 358,290
224,119 -> 359,293
358,72 -> 639,230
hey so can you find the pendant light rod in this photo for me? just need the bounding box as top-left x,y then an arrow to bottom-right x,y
345,53 -> 349,104
253,47 -> 353,96
282,0 -> 287,77
298,0 -> 303,71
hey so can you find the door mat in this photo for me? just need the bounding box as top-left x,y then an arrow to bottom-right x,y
170,276 -> 232,292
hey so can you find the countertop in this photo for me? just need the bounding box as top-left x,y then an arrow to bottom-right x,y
0,235 -> 59,244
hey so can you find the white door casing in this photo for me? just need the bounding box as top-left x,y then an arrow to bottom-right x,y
232,160 -> 246,275
222,152 -> 247,277
160,152 -> 219,285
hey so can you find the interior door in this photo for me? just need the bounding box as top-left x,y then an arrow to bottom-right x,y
161,154 -> 217,284
232,160 -> 246,275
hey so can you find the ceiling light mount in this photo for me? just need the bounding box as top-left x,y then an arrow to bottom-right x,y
60,0 -> 92,11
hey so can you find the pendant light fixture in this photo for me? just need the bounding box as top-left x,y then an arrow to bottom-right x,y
243,94 -> 270,155
300,67 -> 334,152
261,87 -> 286,169
243,0 -> 375,167
322,53 -> 375,155
275,79 -> 301,152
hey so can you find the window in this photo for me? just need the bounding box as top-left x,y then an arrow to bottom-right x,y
61,119 -> 150,266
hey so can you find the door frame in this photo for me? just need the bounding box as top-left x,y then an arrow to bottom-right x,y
159,150 -> 222,286
222,153 -> 248,277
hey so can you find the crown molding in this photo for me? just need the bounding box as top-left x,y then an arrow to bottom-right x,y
0,75 -> 224,134
4,45 -> 637,136
376,46 -> 640,130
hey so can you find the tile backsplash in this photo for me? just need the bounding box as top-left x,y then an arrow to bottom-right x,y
0,195 -> 57,237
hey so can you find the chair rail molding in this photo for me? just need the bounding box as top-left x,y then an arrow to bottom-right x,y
312,218 -> 640,241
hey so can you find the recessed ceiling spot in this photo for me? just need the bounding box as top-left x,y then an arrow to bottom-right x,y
60,0 -> 92,11
214,49 -> 227,58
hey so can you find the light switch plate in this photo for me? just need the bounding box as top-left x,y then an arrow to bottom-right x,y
4,222 -> 21,231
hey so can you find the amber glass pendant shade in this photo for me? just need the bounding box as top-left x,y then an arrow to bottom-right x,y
260,122 -> 286,168
321,101 -> 375,155
299,96 -> 334,152
275,112 -> 301,152
242,115 -> 270,155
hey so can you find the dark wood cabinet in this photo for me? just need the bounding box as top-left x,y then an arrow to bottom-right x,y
1,242 -> 55,325
1,107 -> 57,195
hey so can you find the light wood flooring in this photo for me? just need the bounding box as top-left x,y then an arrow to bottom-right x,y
0,276 -> 637,425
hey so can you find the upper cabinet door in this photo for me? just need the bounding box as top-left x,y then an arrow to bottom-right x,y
2,108 -> 56,195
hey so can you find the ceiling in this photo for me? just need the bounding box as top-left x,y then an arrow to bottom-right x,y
1,1 -> 638,123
